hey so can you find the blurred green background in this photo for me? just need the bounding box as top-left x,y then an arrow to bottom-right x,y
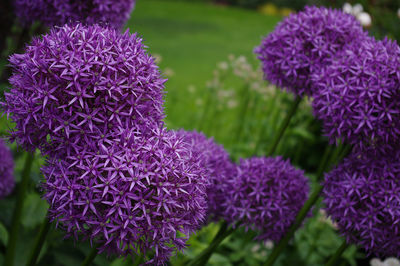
2,0 -> 397,265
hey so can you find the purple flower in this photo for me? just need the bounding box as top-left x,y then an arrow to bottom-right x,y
0,138 -> 15,199
175,130 -> 235,221
312,37 -> 400,148
14,0 -> 136,29
323,148 -> 400,257
223,157 -> 309,242
3,23 -> 166,157
255,6 -> 366,96
42,126 -> 208,264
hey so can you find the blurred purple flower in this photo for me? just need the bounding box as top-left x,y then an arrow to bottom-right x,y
323,147 -> 400,257
42,127 -> 208,264
14,0 -> 136,29
312,37 -> 400,148
255,6 -> 366,96
223,157 -> 309,242
0,138 -> 15,199
175,130 -> 235,221
3,23 -> 165,157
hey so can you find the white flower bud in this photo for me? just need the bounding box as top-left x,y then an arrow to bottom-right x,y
357,12 -> 372,27
343,3 -> 353,14
352,3 -> 363,15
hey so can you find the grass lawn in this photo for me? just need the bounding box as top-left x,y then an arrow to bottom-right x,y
127,0 -> 281,129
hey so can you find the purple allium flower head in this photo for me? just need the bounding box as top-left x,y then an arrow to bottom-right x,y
323,148 -> 400,257
175,130 -> 235,220
312,37 -> 400,148
223,157 -> 309,242
14,0 -> 136,29
3,23 -> 166,157
42,127 -> 208,264
0,138 -> 15,199
255,6 -> 367,96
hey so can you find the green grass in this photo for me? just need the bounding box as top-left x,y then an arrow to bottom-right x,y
127,0 -> 281,128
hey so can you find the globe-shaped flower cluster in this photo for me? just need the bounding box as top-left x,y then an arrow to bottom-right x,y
323,148 -> 400,257
3,23 -> 165,157
14,0 -> 136,29
0,139 -> 15,199
255,6 -> 366,96
312,37 -> 400,149
42,127 -> 208,263
175,130 -> 234,220
223,157 -> 309,241
3,22 -> 209,264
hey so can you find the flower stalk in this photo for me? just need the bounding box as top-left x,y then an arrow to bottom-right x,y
232,84 -> 251,144
26,217 -> 51,266
188,221 -> 236,266
267,96 -> 301,156
4,152 -> 34,266
326,240 -> 349,266
263,183 -> 324,266
263,143 -> 350,266
81,244 -> 100,266
190,95 -> 302,265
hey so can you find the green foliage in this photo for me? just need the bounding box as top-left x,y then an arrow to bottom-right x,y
0,222 -> 8,246
128,0 -> 281,129
0,0 -> 371,265
294,210 -> 360,266
21,193 -> 49,229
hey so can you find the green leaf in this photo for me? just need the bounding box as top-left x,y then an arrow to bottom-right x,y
209,253 -> 232,266
21,193 -> 49,229
111,257 -> 134,266
0,221 -> 8,245
290,127 -> 314,141
53,250 -> 83,266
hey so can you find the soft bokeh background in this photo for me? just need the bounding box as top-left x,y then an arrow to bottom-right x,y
1,0 -> 399,265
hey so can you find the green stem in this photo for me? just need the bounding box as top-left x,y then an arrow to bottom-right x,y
81,244 -> 100,266
198,72 -> 229,133
267,96 -> 301,156
188,222 -> 236,266
197,90 -> 213,131
263,142 -> 350,266
26,217 -> 51,266
232,85 -> 250,144
132,255 -> 144,266
326,142 -> 343,170
263,183 -> 323,266
1,26 -> 31,84
337,145 -> 352,163
254,120 -> 268,155
5,152 -> 35,266
254,93 -> 279,155
326,240 -> 348,266
190,96 -> 302,265
316,145 -> 333,178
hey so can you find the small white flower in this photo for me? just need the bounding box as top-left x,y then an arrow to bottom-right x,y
195,99 -> 203,106
217,61 -> 229,70
370,257 -> 400,266
397,8 -> 400,19
352,3 -> 364,15
251,244 -> 261,253
153,53 -> 162,64
343,3 -> 353,14
357,12 -> 372,27
264,240 -> 274,249
187,85 -> 196,93
227,100 -> 238,109
163,67 -> 175,77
